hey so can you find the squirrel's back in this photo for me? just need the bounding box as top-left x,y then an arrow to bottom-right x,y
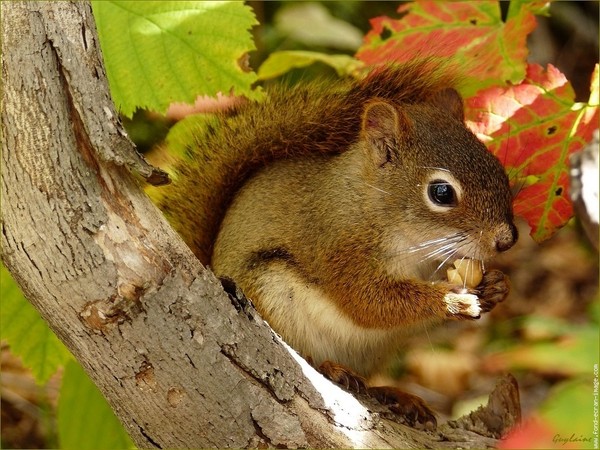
152,60 -> 461,265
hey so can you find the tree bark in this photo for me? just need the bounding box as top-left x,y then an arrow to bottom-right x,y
1,2 -> 514,448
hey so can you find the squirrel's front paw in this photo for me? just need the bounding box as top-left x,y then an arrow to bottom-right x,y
476,269 -> 510,313
444,289 -> 481,320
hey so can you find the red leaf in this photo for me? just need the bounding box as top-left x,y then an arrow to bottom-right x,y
356,1 -> 541,96
465,64 -> 599,242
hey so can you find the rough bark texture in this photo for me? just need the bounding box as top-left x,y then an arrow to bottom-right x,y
1,2 -> 517,448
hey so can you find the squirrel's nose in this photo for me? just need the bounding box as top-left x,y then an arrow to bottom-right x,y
495,222 -> 518,252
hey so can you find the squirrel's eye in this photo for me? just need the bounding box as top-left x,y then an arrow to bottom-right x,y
428,180 -> 457,207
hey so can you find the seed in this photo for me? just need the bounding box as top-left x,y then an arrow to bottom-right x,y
447,259 -> 483,288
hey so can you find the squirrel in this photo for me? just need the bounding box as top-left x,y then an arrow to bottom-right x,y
150,60 -> 518,428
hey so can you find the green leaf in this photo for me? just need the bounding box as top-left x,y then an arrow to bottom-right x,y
92,1 -> 261,117
0,264 -> 72,384
541,378 -> 598,439
257,50 -> 363,80
274,2 -> 363,51
58,360 -> 135,450
507,0 -> 550,20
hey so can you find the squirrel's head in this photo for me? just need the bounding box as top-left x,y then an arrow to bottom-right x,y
357,91 -> 517,276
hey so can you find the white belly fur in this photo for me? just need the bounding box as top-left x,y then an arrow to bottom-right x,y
251,265 -> 410,376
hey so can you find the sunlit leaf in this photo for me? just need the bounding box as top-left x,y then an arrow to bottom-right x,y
257,51 -> 363,80
58,360 -> 135,449
466,63 -> 599,242
0,264 -> 72,384
92,1 -> 261,117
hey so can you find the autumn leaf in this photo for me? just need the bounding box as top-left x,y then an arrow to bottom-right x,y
356,1 -> 547,96
465,63 -> 599,242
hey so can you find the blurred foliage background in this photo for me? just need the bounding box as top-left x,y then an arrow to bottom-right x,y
2,1 -> 598,448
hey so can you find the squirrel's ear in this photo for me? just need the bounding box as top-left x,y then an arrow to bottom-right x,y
361,101 -> 411,166
429,88 -> 465,122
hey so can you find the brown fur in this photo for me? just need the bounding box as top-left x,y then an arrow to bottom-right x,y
153,60 -> 461,265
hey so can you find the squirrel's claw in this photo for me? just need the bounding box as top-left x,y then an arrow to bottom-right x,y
318,360 -> 368,394
319,361 -> 437,430
368,385 -> 437,430
476,269 -> 510,313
